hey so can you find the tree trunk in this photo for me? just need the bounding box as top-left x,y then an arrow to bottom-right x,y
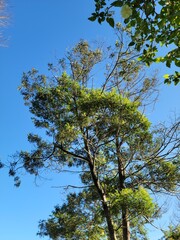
116,137 -> 131,240
102,196 -> 118,240
88,161 -> 117,240
122,208 -> 130,240
83,136 -> 117,240
119,163 -> 130,240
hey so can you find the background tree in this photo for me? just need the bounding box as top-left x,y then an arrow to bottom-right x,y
89,0 -> 180,85
0,0 -> 8,46
161,224 -> 180,240
9,39 -> 180,240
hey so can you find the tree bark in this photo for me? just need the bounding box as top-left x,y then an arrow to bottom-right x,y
122,208 -> 130,240
83,131 -> 117,240
116,137 -> 131,240
88,161 -> 117,240
119,163 -> 130,240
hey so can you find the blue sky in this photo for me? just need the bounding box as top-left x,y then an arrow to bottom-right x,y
0,1 -> 179,240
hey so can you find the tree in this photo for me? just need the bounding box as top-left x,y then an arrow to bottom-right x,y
0,0 -> 8,45
9,40 -> 179,240
89,0 -> 180,85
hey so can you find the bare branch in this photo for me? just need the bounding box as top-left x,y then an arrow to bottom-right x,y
51,184 -> 94,190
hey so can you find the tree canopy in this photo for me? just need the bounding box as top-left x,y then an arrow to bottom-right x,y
9,40 -> 180,240
89,0 -> 180,85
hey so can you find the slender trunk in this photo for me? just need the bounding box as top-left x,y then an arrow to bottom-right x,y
102,195 -> 118,240
116,137 -> 131,240
83,135 -> 117,240
118,161 -> 130,240
88,161 -> 117,240
122,208 -> 130,240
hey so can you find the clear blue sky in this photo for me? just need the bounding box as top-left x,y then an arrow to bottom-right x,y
0,1 -> 179,240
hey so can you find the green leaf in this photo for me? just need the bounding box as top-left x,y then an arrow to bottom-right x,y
163,74 -> 169,79
128,41 -> 135,46
166,60 -> 171,68
164,78 -> 171,85
155,57 -> 163,63
88,16 -> 97,22
124,18 -> 129,24
106,17 -> 115,28
111,0 -> 123,7
175,59 -> 180,67
174,77 -> 180,85
136,43 -> 141,51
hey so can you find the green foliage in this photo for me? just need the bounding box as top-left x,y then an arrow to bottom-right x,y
38,188 -> 155,239
109,187 -> 157,218
38,191 -> 107,240
89,0 -> 180,85
161,225 -> 180,240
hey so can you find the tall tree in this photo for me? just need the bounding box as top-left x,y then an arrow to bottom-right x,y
9,40 -> 179,240
89,0 -> 180,85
